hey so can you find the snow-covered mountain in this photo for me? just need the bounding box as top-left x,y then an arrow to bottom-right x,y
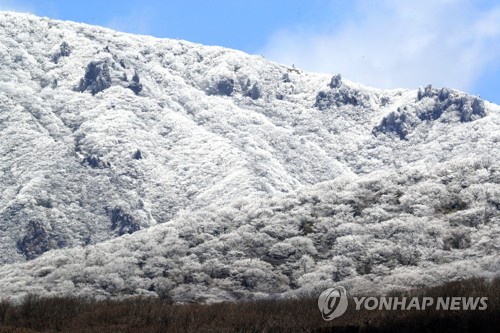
0,12 -> 499,302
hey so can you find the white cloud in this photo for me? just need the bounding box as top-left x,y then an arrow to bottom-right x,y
261,0 -> 500,92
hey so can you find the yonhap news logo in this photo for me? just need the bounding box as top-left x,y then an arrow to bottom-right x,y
318,286 -> 488,320
317,286 -> 349,321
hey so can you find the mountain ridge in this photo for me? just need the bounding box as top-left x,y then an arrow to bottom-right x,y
0,12 -> 498,302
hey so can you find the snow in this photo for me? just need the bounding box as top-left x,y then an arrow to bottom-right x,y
0,11 -> 499,302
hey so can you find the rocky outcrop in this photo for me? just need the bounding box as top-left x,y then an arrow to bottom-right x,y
315,74 -> 369,109
243,80 -> 261,100
127,72 -> 143,95
417,85 -> 486,123
16,221 -> 61,260
109,207 -> 141,236
82,155 -> 111,169
51,41 -> 72,64
78,60 -> 112,95
372,107 -> 417,140
374,85 -> 487,139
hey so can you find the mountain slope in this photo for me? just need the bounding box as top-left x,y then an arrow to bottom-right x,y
0,12 -> 499,301
0,157 -> 498,302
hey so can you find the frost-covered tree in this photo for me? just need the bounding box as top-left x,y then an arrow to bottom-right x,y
0,12 -> 498,303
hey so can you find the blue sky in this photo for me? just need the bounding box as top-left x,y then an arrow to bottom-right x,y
1,0 -> 500,104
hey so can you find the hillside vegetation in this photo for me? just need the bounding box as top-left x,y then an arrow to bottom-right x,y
0,12 -> 498,302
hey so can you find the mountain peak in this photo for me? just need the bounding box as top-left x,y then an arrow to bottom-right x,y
0,13 -> 498,302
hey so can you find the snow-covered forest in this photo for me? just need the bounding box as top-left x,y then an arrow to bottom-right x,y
0,12 -> 499,302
